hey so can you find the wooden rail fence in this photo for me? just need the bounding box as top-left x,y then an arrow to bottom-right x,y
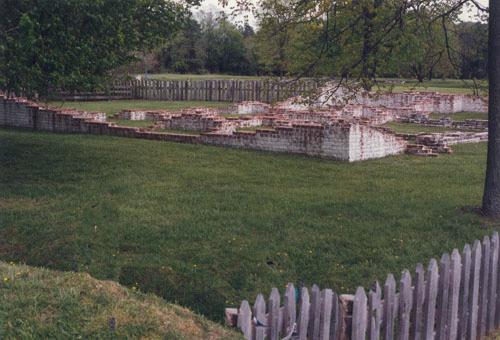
54,79 -> 320,103
227,231 -> 500,339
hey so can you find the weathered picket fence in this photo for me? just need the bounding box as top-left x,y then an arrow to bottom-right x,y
227,232 -> 500,339
54,79 -> 320,103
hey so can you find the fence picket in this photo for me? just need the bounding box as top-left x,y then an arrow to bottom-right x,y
268,288 -> 281,340
479,236 -> 491,337
423,259 -> 439,340
368,282 -> 382,340
383,274 -> 396,340
319,289 -> 333,340
284,283 -> 296,337
398,270 -> 412,340
459,244 -> 472,340
490,232 -> 499,332
298,288 -> 310,340
309,284 -> 321,340
238,300 -> 252,339
447,249 -> 462,340
411,263 -> 425,340
468,240 -> 482,340
352,287 -> 368,340
436,253 -> 451,340
330,292 -> 342,340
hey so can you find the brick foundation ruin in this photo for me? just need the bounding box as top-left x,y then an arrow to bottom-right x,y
0,90 -> 488,162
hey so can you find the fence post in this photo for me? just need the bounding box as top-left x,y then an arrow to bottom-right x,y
411,263 -> 425,339
319,289 -> 333,340
468,240 -> 482,340
489,232 -> 499,332
436,253 -> 451,340
423,259 -> 439,340
352,287 -> 367,340
383,274 -> 396,339
268,288 -> 281,340
368,282 -> 382,340
447,249 -> 462,340
398,270 -> 413,340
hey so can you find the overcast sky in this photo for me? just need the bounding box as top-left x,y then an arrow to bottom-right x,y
193,0 -> 489,27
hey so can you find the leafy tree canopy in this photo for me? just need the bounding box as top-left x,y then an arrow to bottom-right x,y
0,0 -> 190,97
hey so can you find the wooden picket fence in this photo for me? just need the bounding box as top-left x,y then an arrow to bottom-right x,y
53,79 -> 320,103
228,231 -> 500,339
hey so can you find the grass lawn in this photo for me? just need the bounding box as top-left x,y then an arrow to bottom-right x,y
148,73 -> 265,81
429,112 -> 488,121
0,127 -> 495,322
378,79 -> 488,95
382,122 -> 468,134
153,127 -> 200,135
48,100 -> 231,117
0,261 -> 238,339
109,119 -> 154,128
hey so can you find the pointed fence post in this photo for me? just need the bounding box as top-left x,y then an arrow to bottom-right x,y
383,274 -> 396,340
489,232 -> 499,332
268,288 -> 281,340
254,294 -> 266,340
238,300 -> 253,339
309,284 -> 321,340
411,264 -> 425,340
436,253 -> 451,340
330,292 -> 342,340
478,236 -> 491,337
298,287 -> 310,340
352,287 -> 368,340
319,289 -> 333,340
423,259 -> 439,340
284,283 -> 296,337
447,249 -> 462,340
398,270 -> 413,340
459,244 -> 472,340
468,240 -> 482,340
368,282 -> 382,340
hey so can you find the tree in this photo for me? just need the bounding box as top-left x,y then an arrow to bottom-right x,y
198,12 -> 254,74
457,22 -> 488,79
482,0 -> 500,217
161,18 -> 205,73
0,0 -> 189,98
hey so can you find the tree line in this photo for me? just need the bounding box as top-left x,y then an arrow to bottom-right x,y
156,8 -> 487,82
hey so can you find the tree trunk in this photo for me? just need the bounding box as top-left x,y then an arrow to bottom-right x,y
482,0 -> 500,217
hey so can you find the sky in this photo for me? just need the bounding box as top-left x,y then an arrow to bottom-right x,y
193,0 -> 489,27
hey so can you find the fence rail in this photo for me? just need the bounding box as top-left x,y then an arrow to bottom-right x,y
54,79 -> 320,103
227,231 -> 500,340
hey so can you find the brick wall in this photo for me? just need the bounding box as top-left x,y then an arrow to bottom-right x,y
0,95 -> 406,162
201,123 -> 406,161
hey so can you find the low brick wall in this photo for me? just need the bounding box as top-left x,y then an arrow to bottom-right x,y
201,123 -> 406,161
313,90 -> 488,115
0,95 -> 407,162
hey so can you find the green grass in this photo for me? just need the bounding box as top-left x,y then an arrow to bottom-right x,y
378,79 -> 488,95
0,128 -> 496,322
0,261 -> 239,339
153,127 -> 200,136
109,119 -> 154,128
236,126 -> 273,132
48,100 -> 230,117
148,73 -> 265,81
429,112 -> 488,121
383,122 -> 479,134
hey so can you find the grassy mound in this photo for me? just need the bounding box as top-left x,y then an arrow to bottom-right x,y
0,261 -> 239,339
